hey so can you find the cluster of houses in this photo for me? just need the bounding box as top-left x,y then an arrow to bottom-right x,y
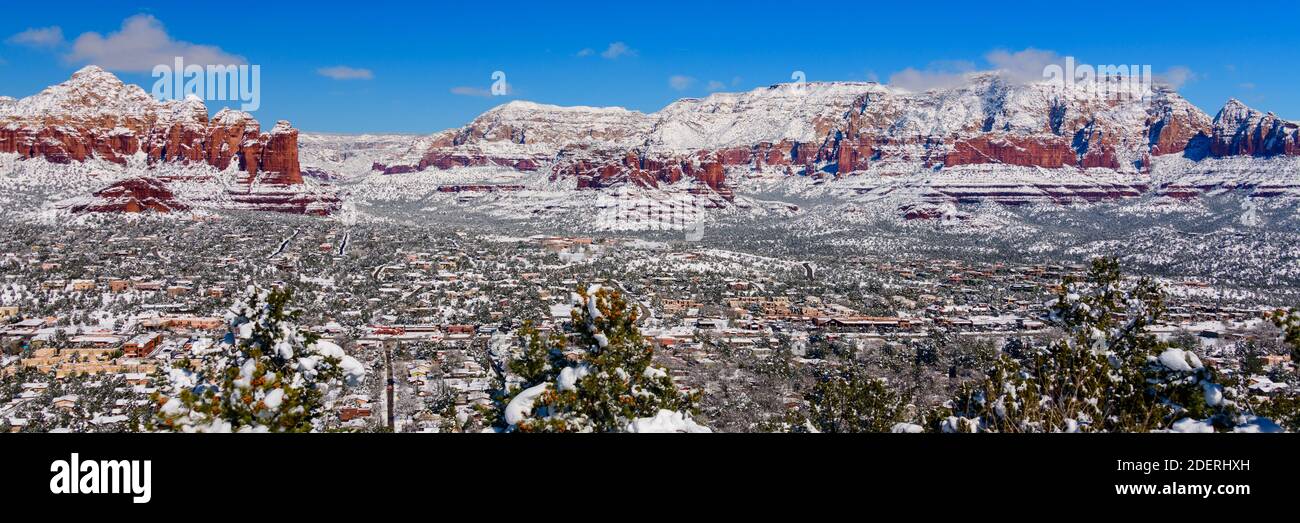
1,221 -> 1294,432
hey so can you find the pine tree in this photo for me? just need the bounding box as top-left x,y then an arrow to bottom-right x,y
495,285 -> 706,432
1270,308 -> 1300,363
151,286 -> 365,432
935,257 -> 1259,433
1255,308 -> 1300,430
800,364 -> 911,433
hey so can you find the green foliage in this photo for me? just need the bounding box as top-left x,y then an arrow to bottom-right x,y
1270,308 -> 1300,362
936,257 -> 1234,433
509,321 -> 565,386
802,364 -> 910,433
152,287 -> 360,433
498,285 -> 699,432
1259,308 -> 1300,431
1252,394 -> 1300,432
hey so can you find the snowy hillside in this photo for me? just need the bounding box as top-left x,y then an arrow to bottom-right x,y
647,82 -> 885,151
0,65 -> 198,125
299,133 -> 435,180
3,67 -> 1299,231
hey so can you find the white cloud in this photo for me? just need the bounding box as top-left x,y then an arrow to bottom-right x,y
450,86 -> 492,97
985,48 -> 1062,84
1156,66 -> 1196,89
317,66 -> 374,80
669,75 -> 695,91
888,60 -> 976,92
7,26 -> 64,48
890,48 -> 1062,92
705,80 -> 726,91
577,42 -> 636,60
65,14 -> 244,72
891,48 -> 1196,93
600,42 -> 635,60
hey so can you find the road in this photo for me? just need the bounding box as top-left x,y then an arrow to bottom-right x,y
269,229 -> 298,259
383,341 -> 395,431
337,230 -> 350,256
611,279 -> 655,323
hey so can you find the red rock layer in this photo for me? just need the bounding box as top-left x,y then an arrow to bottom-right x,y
1211,114 -> 1300,157
71,177 -> 187,214
225,188 -> 339,216
1147,110 -> 1208,156
0,115 -> 303,185
938,136 -> 1073,169
415,151 -> 540,172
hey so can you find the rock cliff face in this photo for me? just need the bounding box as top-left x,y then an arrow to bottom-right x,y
385,74 -> 1298,201
70,177 -> 188,214
0,67 -> 303,184
1,66 -> 325,213
10,67 -> 1299,219
1209,99 -> 1300,158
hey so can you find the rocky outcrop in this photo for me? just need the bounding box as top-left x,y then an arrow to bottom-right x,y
398,76 -> 1273,193
544,147 -> 735,200
1147,102 -> 1212,156
1209,99 -> 1300,158
414,150 -> 541,172
254,121 -> 303,184
0,67 -> 338,216
939,135 -> 1074,169
71,177 -> 187,214
0,66 -> 304,186
225,188 -> 338,216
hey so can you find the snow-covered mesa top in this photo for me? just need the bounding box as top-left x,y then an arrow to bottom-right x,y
648,82 -> 888,150
433,72 -> 1233,160
0,65 -> 234,128
448,82 -> 888,153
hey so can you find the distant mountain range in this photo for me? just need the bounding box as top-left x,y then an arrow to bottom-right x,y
2,66 -> 1298,220
0,66 -> 337,214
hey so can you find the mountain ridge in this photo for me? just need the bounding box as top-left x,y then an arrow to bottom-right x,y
0,65 -> 303,185
367,75 -> 1295,202
3,67 -> 1299,221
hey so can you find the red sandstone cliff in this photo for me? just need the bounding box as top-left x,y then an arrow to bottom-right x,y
70,177 -> 188,214
0,66 -> 302,185
391,76 -> 1290,192
1209,99 -> 1300,157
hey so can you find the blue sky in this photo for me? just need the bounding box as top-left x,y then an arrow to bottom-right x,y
2,1 -> 1297,133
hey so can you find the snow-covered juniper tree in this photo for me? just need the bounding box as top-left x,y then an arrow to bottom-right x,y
1254,308 -> 1300,430
934,257 -> 1276,433
795,364 -> 912,433
493,285 -> 708,432
1271,308 -> 1300,363
150,286 -> 364,432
